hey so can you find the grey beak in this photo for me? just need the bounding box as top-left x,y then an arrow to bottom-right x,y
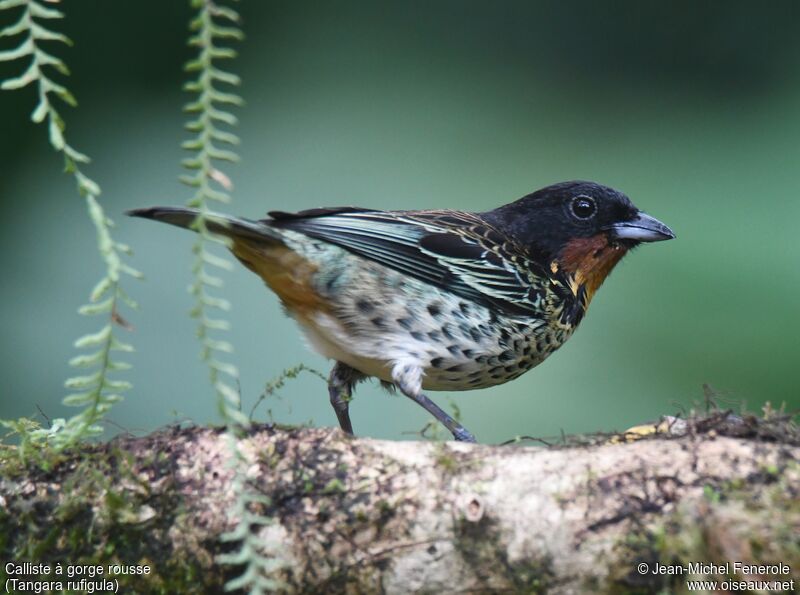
607,212 -> 675,243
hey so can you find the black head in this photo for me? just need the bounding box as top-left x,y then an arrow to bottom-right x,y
482,180 -> 674,266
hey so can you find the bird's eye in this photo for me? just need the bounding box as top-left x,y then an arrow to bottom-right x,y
570,196 -> 596,220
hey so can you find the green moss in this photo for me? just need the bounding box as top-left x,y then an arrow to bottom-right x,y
432,441 -> 482,477
434,449 -> 458,474
606,461 -> 800,595
702,484 -> 721,504
0,440 -> 69,478
322,478 -> 346,494
0,442 -> 223,593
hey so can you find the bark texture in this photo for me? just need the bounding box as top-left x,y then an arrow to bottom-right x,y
1,417 -> 798,594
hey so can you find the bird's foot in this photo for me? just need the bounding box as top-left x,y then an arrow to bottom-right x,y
452,426 -> 477,443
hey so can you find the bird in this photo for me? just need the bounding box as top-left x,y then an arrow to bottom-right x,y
129,180 -> 674,443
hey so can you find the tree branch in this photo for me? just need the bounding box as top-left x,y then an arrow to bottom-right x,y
1,418 -> 798,593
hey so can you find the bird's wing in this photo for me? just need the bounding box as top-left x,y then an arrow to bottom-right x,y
267,208 -> 552,318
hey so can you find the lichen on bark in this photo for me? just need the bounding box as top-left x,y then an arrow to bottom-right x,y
0,412 -> 798,593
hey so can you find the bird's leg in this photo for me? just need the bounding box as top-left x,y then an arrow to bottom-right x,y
408,392 -> 477,443
392,362 -> 477,443
328,362 -> 364,435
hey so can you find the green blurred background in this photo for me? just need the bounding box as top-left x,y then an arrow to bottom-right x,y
1,1 -> 798,443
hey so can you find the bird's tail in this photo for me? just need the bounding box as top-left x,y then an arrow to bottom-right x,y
127,206 -> 281,245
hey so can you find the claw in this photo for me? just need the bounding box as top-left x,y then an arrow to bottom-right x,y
453,427 -> 477,443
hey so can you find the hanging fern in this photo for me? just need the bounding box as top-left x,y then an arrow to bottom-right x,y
0,0 -> 139,449
181,0 -> 247,427
180,1 -> 287,591
218,435 -> 288,594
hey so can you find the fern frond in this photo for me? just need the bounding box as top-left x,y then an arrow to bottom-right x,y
0,0 -> 138,448
180,2 -> 292,590
217,436 -> 288,594
180,0 -> 245,428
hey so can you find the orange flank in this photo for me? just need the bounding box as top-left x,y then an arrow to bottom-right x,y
231,240 -> 326,316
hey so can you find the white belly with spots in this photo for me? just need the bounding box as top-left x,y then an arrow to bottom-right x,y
277,241 -> 564,393
297,312 -> 395,382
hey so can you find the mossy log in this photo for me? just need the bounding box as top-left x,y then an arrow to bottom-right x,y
1,416 -> 798,594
